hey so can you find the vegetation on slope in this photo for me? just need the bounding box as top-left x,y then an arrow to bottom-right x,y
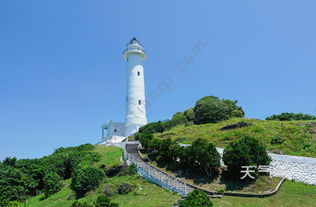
1,146 -> 179,207
211,180 -> 316,207
151,118 -> 316,157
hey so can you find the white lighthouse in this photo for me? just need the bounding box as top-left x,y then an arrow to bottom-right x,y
100,38 -> 148,143
123,38 -> 148,136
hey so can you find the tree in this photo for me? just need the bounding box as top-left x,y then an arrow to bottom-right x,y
179,189 -> 213,207
43,172 -> 63,197
71,167 -> 104,197
266,112 -> 316,121
138,134 -> 154,151
223,136 -> 271,178
188,139 -> 221,176
0,165 -> 34,206
194,96 -> 244,124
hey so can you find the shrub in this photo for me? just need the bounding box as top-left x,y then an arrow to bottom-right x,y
266,112 -> 316,121
138,121 -> 165,134
105,165 -> 125,177
138,134 -> 154,151
71,201 -> 94,207
43,172 -> 63,198
0,165 -> 34,206
188,138 -> 221,176
95,195 -> 119,207
184,108 -> 195,122
223,136 -> 271,178
179,189 -> 213,207
220,122 -> 252,131
103,184 -> 116,197
71,167 -> 104,197
122,163 -> 137,176
194,96 -> 244,124
163,112 -> 189,130
271,135 -> 283,145
117,183 -> 135,195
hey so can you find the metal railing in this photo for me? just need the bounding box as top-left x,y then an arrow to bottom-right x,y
125,152 -> 193,196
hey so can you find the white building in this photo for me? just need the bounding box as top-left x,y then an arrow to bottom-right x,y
101,38 -> 148,143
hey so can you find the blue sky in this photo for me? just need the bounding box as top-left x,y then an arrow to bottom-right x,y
0,1 -> 315,160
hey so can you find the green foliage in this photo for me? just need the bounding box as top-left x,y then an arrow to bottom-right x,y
70,195 -> 119,207
270,135 -> 283,145
136,96 -> 244,134
138,134 -> 154,151
0,142 -> 100,206
105,164 -> 137,178
184,108 -> 195,122
138,121 -> 165,134
2,157 -> 17,167
266,112 -> 316,121
179,189 -> 213,207
139,135 -> 221,176
194,96 -> 244,124
163,112 -> 189,130
4,201 -> 24,207
220,122 -> 251,131
71,201 -> 94,207
95,195 -> 119,207
188,138 -> 221,176
117,183 -> 135,195
71,167 -> 104,197
223,136 -> 271,178
42,172 -> 63,198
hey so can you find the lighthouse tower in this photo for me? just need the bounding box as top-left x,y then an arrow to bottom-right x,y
100,38 -> 148,143
123,38 -> 148,136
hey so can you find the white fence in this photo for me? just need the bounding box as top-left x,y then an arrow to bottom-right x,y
126,153 -> 194,195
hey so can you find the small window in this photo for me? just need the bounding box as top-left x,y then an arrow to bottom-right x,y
137,71 -> 140,76
138,100 -> 141,105
114,129 -> 117,132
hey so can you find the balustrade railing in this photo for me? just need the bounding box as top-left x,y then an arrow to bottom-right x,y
125,152 -> 192,196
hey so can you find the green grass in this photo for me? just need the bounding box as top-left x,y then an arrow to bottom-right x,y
212,180 -> 316,207
25,146 -> 180,207
152,118 -> 316,157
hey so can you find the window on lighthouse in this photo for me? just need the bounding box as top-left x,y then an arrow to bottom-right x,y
137,71 -> 140,76
138,100 -> 141,105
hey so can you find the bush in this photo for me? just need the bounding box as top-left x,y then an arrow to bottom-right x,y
179,189 -> 213,207
71,201 -> 94,207
0,165 -> 34,206
105,165 -> 125,177
95,195 -> 119,207
188,139 -> 221,176
163,112 -> 189,130
220,122 -> 252,131
138,121 -> 165,134
138,134 -> 154,151
71,167 -> 104,197
43,172 -> 63,198
194,96 -> 244,124
223,136 -> 271,178
103,184 -> 116,197
266,112 -> 316,121
117,183 -> 135,195
271,135 -> 283,145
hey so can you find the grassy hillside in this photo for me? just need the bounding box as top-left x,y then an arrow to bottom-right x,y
25,146 -> 179,207
152,118 -> 316,157
212,181 -> 316,207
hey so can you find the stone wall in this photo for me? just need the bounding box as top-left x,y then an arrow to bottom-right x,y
217,148 -> 316,185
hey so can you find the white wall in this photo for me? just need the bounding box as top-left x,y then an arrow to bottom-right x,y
217,148 -> 316,185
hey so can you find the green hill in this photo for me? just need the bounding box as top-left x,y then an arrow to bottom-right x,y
151,118 -> 316,157
3,146 -> 179,207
